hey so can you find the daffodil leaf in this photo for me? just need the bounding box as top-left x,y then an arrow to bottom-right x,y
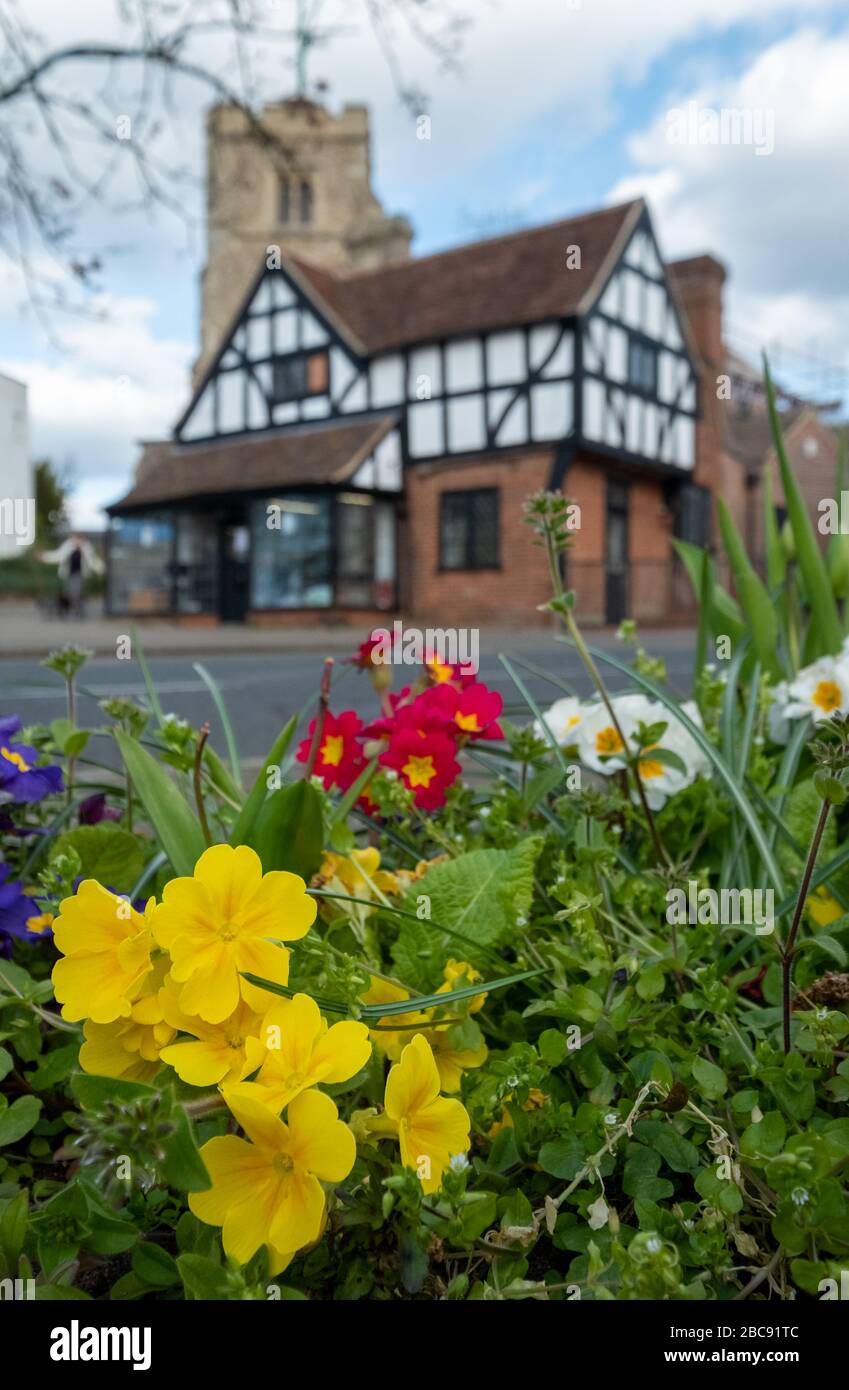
230,716 -> 297,847
114,730 -> 206,878
360,967 -> 546,1018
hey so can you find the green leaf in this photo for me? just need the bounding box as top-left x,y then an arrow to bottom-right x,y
392,837 -> 542,986
132,1241 -> 180,1288
672,538 -> 746,649
193,662 -> 243,794
249,779 -> 323,878
230,716 -> 297,847
28,1044 -> 81,1091
538,1135 -> 585,1180
765,357 -> 843,655
717,497 -> 781,676
0,1048 -> 13,1082
0,1096 -> 41,1147
159,1107 -> 211,1193
114,729 -> 206,877
70,1073 -> 155,1108
51,825 -> 144,896
178,1252 -> 233,1301
539,1029 -> 569,1067
0,1192 -> 28,1275
691,1057 -> 727,1100
739,1111 -> 786,1160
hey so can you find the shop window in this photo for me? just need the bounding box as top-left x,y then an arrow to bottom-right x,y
300,179 -> 313,224
250,495 -> 332,608
107,515 -> 173,613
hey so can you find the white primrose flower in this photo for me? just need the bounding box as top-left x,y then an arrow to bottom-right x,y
766,680 -> 791,746
532,695 -> 585,749
784,655 -> 849,723
576,693 -> 709,810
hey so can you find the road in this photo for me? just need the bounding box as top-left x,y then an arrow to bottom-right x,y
0,630 -> 696,772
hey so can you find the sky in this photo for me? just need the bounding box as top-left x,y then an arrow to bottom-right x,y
0,0 -> 847,528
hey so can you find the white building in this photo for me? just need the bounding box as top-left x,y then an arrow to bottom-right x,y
0,372 -> 32,558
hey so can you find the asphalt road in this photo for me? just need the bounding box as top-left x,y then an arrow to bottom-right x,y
0,632 -> 695,771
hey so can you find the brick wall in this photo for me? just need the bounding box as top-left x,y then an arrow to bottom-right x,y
404,449 -> 555,626
403,446 -> 676,629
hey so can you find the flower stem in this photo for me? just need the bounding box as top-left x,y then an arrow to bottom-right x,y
304,657 -> 334,779
781,796 -> 831,1054
194,722 -> 213,847
541,526 -> 671,871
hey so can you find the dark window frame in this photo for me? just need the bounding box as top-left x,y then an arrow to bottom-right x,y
627,335 -> 658,395
270,351 -> 328,405
279,177 -> 291,224
439,487 -> 500,572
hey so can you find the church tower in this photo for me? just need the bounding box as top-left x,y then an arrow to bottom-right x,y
195,97 -> 413,383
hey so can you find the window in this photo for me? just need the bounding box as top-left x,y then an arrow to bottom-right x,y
628,337 -> 658,394
673,482 -> 711,547
440,489 -> 499,570
300,179 -> 313,224
279,177 -> 291,224
271,352 -> 328,403
250,496 -> 332,608
107,514 -> 173,613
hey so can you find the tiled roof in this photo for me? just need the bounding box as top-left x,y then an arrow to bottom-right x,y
286,200 -> 643,353
109,417 -> 396,512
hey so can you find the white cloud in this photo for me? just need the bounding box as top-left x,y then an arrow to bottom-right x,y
1,291 -> 191,527
608,26 -> 849,379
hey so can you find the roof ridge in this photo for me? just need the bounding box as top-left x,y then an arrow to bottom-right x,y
290,198 -> 644,285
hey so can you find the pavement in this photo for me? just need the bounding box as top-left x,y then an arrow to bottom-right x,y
0,602 -> 696,769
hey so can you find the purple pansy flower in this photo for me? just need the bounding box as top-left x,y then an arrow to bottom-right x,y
0,864 -> 49,957
0,716 -> 22,740
0,734 -> 63,804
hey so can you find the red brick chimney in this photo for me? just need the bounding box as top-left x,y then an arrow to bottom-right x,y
668,254 -> 727,496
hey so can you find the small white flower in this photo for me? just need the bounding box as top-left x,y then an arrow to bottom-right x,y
646,1236 -> 663,1254
532,696 -> 586,749
785,655 -> 849,723
791,1186 -> 809,1207
449,1153 -> 470,1173
604,1112 -> 619,1126
587,1195 -> 609,1230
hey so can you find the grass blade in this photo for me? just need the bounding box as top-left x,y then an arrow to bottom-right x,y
193,662 -> 243,793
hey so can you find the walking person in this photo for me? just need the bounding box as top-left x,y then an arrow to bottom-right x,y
41,533 -> 104,619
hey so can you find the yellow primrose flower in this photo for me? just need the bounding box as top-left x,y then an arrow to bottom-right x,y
189,1084 -> 355,1268
239,993 -> 371,1112
436,959 -> 486,1014
52,880 -> 154,1024
421,1025 -> 488,1094
382,1033 -> 471,1194
806,887 -> 844,928
361,975 -> 414,1059
318,847 -> 399,901
79,958 -> 175,1082
158,980 -> 265,1087
151,844 -> 316,1024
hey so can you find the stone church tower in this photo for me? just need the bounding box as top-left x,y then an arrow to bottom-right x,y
195,97 -> 413,383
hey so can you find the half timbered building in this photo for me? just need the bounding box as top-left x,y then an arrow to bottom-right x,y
108,192 -> 729,627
